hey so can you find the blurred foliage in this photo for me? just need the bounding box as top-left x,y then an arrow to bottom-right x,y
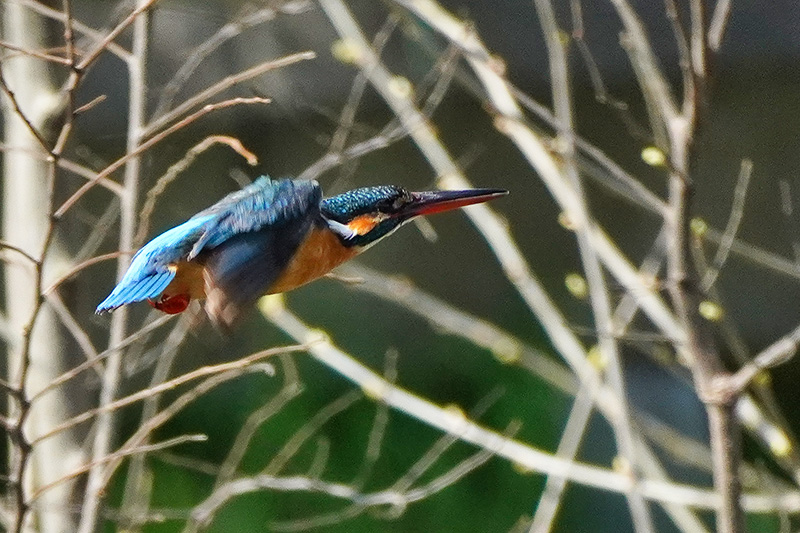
23,0 -> 800,531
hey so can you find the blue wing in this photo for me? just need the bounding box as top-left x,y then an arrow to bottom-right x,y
96,177 -> 322,320
188,177 -> 321,257
95,215 -> 212,312
199,178 -> 321,326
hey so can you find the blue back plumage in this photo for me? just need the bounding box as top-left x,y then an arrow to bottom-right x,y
189,177 -> 320,255
96,177 -> 321,314
320,185 -> 406,222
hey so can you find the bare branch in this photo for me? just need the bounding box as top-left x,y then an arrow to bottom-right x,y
153,2 -> 314,116
263,391 -> 361,475
708,0 -> 732,51
33,343 -> 307,445
43,252 -> 124,294
55,96 -> 271,218
43,292 -> 99,371
74,0 -> 159,71
720,323 -> 800,399
215,380 -> 303,487
702,159 -> 754,290
144,51 -> 316,137
30,434 -> 207,502
528,389 -> 593,533
261,300 -> 800,513
0,40 -> 71,65
135,135 -> 258,244
0,66 -> 52,152
31,315 -> 175,402
14,0 -> 131,60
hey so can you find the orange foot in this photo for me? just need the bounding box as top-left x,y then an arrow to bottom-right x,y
148,293 -> 190,314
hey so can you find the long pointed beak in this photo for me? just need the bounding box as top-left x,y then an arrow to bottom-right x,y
398,188 -> 508,218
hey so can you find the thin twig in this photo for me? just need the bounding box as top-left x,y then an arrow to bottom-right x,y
664,0 -> 694,116
153,2 -> 313,116
144,51 -> 315,137
43,292 -> 100,372
43,252 -> 124,294
55,96 -> 271,218
0,66 -> 52,152
0,143 -> 123,195
74,94 -> 107,115
568,0 -> 651,142
778,180 -> 800,266
528,389 -> 593,533
30,434 -> 207,502
0,241 -> 40,265
135,135 -> 258,245
31,313 -> 174,402
74,0 -> 159,71
214,379 -> 303,488
33,343 -> 305,445
702,159 -> 754,290
263,391 -> 361,475
13,0 -> 131,61
0,40 -> 71,64
708,0 -> 732,51
262,301 -> 800,512
722,323 -> 800,398
268,351 -> 403,532
608,0 -> 679,148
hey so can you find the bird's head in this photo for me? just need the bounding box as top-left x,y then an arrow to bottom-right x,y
320,185 -> 507,248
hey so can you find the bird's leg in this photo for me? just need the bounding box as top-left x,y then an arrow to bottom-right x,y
148,293 -> 190,314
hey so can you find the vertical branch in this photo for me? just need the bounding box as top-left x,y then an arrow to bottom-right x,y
533,2 -> 652,530
528,389 -> 593,532
77,3 -> 150,532
708,0 -> 732,51
118,315 -> 193,532
607,0 -> 679,149
579,0 -> 745,530
2,2 -> 84,532
533,2 -> 653,531
662,1 -> 743,532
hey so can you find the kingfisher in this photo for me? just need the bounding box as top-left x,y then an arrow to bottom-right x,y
97,176 -> 507,327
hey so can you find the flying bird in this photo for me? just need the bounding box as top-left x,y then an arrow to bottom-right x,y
97,177 -> 507,327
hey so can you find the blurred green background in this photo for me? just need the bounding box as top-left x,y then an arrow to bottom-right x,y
24,0 -> 800,531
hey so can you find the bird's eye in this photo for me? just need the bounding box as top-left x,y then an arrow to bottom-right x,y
391,192 -> 412,211
377,197 -> 402,212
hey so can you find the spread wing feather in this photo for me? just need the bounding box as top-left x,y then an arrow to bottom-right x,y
189,178 -> 320,258
96,177 -> 321,324
96,271 -> 175,312
95,217 -> 211,312
200,179 -> 321,327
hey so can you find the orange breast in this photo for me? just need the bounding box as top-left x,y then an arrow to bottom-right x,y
163,261 -> 207,299
268,226 -> 357,294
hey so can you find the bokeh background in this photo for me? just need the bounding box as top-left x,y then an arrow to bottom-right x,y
5,0 -> 800,531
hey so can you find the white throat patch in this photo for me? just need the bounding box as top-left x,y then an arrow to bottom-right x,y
323,217 -> 358,240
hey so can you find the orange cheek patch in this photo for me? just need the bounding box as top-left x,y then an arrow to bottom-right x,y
348,215 -> 379,235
